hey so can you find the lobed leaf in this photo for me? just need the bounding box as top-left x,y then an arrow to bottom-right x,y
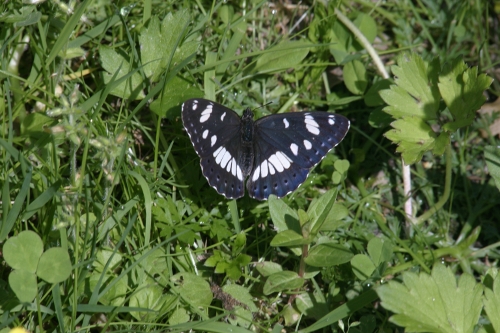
484,271 -> 500,333
438,57 -> 493,131
385,116 -> 437,165
100,46 -> 145,100
378,264 -> 482,333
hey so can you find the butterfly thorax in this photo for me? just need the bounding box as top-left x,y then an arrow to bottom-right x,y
239,108 -> 255,177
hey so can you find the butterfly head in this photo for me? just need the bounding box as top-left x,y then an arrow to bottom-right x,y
242,108 -> 254,121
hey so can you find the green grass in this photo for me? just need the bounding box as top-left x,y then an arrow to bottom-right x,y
1,0 -> 500,332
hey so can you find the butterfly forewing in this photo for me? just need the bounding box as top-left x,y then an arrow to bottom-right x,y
182,98 -> 350,200
182,99 -> 246,199
246,112 -> 350,200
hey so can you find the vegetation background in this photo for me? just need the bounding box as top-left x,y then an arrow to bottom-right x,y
1,0 -> 500,332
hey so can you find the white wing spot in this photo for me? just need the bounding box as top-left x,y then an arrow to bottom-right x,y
303,140 -> 312,150
283,118 -> 289,128
290,143 -> 299,156
231,157 -> 237,176
221,112 -> 226,121
268,154 -> 284,172
213,146 -> 223,156
214,147 -> 226,164
200,108 -> 212,123
268,163 -> 276,175
202,129 -> 209,139
305,115 -> 320,135
219,149 -> 231,168
252,165 -> 261,181
276,151 -> 292,169
226,158 -> 234,173
192,100 -> 198,110
211,135 -> 217,147
213,146 -> 243,180
260,160 -> 269,178
328,116 -> 335,125
236,166 -> 243,181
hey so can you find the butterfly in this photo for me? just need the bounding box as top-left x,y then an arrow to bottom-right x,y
182,98 -> 350,200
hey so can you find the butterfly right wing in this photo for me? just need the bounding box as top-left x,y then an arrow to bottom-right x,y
182,98 -> 246,199
246,111 -> 350,200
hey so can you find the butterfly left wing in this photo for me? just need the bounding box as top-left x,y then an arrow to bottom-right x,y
182,98 -> 246,199
246,111 -> 350,200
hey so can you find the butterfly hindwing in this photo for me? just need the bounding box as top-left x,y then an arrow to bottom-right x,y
199,136 -> 246,199
182,98 -> 246,199
246,112 -> 350,200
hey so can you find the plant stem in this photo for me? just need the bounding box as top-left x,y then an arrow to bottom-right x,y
334,8 -> 388,78
335,8 -> 414,220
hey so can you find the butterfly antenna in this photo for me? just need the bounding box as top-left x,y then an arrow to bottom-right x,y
252,101 -> 273,112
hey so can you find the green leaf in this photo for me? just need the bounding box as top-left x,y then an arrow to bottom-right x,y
232,232 -> 247,257
9,269 -> 37,303
307,189 -> 338,235
263,271 -> 304,295
331,159 -> 350,185
268,195 -> 301,234
377,264 -> 483,333
300,290 -> 379,333
433,132 -> 450,156
139,11 -> 192,82
271,229 -> 310,247
283,304 -> 301,327
37,247 -> 72,284
353,12 -> 377,45
130,282 -> 167,321
484,270 -> 500,333
136,248 -> 169,285
223,284 -> 259,312
15,9 -> 42,27
351,254 -> 376,280
438,57 -> 493,131
89,272 -> 128,306
171,272 -> 213,308
230,307 -> 254,329
385,116 -> 437,165
343,60 -> 368,95
22,112 -> 57,133
295,292 -> 328,319
383,54 -> 440,120
334,159 -> 350,173
100,46 -> 145,100
304,243 -> 354,267
205,250 -> 224,268
368,107 -> 393,128
319,203 -> 349,231
255,261 -> 283,277
3,230 -> 43,273
329,21 -> 351,64
365,79 -> 392,107
93,249 -> 123,273
169,307 -> 190,325
150,77 -> 203,119
253,41 -> 310,73
367,237 -> 393,266
485,146 -> 500,192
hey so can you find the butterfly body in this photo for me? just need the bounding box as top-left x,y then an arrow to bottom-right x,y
182,98 -> 350,200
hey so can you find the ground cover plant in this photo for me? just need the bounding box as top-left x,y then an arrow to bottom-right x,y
1,0 -> 500,332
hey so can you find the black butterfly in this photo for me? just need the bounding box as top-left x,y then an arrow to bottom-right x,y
182,98 -> 350,200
